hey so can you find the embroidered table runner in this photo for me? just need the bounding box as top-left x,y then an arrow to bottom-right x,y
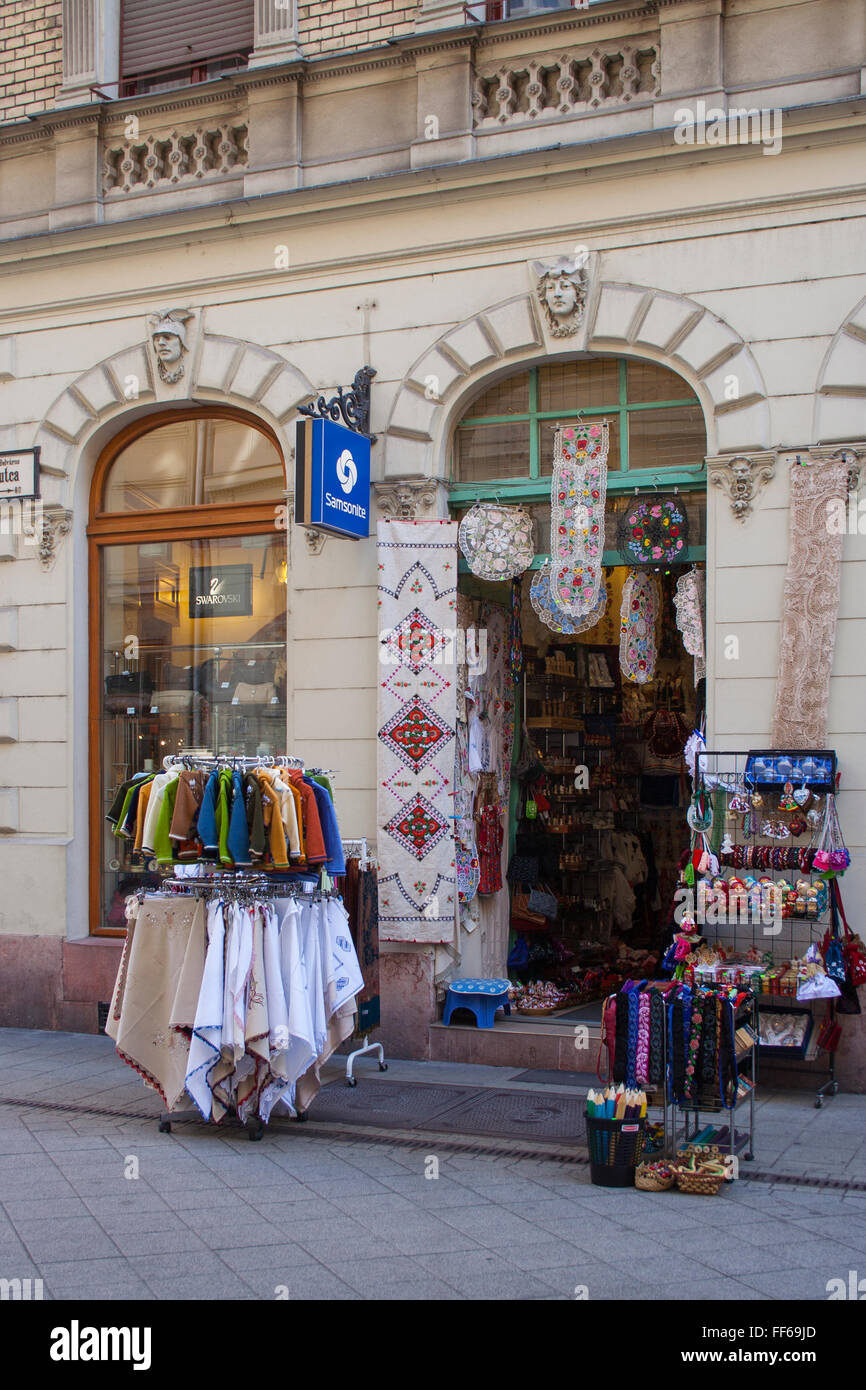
377,519 -> 458,943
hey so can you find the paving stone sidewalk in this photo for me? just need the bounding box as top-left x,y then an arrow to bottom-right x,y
1,1027 -> 865,1302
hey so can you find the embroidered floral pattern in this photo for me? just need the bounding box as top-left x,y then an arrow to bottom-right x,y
616,495 -> 688,565
619,569 -> 660,684
530,560 -> 608,634
459,503 -> 535,582
549,421 -> 609,616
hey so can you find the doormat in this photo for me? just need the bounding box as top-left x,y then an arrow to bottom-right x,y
306,1080 -> 587,1142
511,1070 -> 597,1088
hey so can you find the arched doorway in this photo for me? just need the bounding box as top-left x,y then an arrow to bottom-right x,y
87,407 -> 287,934
448,352 -> 707,984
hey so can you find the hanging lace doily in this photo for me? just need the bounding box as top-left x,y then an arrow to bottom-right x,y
674,566 -> 706,686
458,503 -> 535,581
619,570 -> 660,684
455,818 -> 481,904
530,562 -> 608,635
616,495 -> 688,565
548,420 -> 609,615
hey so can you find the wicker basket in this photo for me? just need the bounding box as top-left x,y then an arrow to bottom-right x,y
674,1168 -> 726,1196
635,1162 -> 676,1192
516,1003 -> 561,1015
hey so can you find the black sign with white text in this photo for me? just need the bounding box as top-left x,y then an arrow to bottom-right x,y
188,564 -> 253,619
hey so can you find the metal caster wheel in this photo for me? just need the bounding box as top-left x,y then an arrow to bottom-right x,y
247,1120 -> 264,1142
744,1152 -> 754,1162
379,1062 -> 388,1072
815,1098 -> 823,1109
158,1119 -> 172,1134
295,1110 -> 308,1122
347,1076 -> 358,1088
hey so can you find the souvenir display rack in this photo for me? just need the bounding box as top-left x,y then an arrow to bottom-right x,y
669,989 -> 757,1162
691,747 -> 846,1107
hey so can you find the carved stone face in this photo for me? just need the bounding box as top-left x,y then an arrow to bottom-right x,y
152,332 -> 183,364
544,274 -> 578,317
731,459 -> 752,490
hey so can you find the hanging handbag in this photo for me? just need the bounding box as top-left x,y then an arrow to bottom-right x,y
835,883 -> 866,987
507,934 -> 530,970
528,884 -> 558,919
816,1009 -> 842,1053
506,853 -> 540,886
510,890 -> 548,931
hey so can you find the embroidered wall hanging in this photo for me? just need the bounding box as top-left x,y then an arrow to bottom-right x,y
548,420 -> 609,615
530,560 -> 608,635
674,566 -> 706,686
377,519 -> 458,943
616,495 -> 688,565
771,457 -> 849,746
458,503 -> 535,582
619,570 -> 660,684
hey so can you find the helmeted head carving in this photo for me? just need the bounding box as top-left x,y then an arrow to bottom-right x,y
532,256 -> 588,337
147,308 -> 193,383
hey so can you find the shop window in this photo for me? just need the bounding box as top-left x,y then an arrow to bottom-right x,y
451,355 -> 706,484
89,409 -> 286,934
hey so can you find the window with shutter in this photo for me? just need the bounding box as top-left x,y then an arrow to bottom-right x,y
121,0 -> 254,93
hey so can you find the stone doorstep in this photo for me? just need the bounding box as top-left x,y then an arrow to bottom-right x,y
429,1018 -> 600,1073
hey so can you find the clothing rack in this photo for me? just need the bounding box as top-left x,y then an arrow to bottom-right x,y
162,753 -> 338,777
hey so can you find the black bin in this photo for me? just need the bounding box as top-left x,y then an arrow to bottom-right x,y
585,1114 -> 646,1187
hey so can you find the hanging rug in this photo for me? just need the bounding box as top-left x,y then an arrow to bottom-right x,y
549,420 -> 609,616
616,494 -> 688,565
619,570 -> 660,684
458,503 -> 535,582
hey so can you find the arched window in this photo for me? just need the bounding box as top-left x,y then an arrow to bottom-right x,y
89,408 -> 287,934
449,354 -> 707,565
452,356 -> 706,484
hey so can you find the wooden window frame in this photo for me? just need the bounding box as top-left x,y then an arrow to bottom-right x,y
87,406 -> 286,937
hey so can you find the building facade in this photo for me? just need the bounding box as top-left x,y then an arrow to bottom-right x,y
1,0 -> 865,1085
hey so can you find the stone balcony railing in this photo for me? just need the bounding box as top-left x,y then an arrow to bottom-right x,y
472,43 -> 660,128
102,123 -> 249,194
1,0 -> 863,240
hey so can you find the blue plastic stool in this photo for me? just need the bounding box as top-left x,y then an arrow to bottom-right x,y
443,978 -> 511,1029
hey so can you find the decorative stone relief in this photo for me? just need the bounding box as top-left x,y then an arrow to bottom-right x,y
472,45 -> 660,129
147,309 -> 195,386
707,452 -> 777,522
803,444 -> 864,496
103,126 -> 248,195
531,254 -> 589,339
374,480 -> 442,520
38,508 -> 73,571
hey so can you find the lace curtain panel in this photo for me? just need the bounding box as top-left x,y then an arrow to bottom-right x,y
771,458 -> 850,747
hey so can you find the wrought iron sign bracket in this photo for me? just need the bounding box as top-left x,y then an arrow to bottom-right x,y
298,366 -> 377,442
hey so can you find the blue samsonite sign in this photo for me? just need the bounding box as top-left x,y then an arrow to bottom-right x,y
295,416 -> 371,539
